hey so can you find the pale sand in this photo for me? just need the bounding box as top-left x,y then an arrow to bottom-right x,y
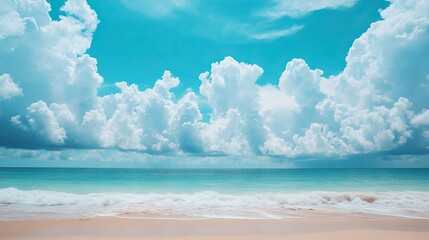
1,214 -> 429,239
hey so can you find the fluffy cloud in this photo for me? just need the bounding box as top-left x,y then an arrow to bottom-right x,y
317,97 -> 414,153
321,0 -> 429,109
0,0 -> 101,147
260,0 -> 357,19
200,56 -> 262,114
0,74 -> 22,100
279,58 -> 324,108
0,0 -> 428,160
0,12 -> 26,39
198,57 -> 262,154
251,0 -> 428,156
26,101 -> 67,145
314,0 -> 429,155
412,109 -> 429,126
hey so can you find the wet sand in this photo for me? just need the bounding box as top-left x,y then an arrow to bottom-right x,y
1,213 -> 429,239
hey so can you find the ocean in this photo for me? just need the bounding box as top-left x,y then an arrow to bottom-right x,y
1,168 -> 428,220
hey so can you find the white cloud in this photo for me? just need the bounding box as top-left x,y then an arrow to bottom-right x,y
260,0 -> 357,19
121,0 -> 189,18
0,12 -> 26,39
260,134 -> 292,156
83,71 -> 177,152
279,58 -> 324,107
321,0 -> 429,110
258,85 -> 299,113
292,123 -> 348,156
199,56 -> 263,114
249,25 -> 304,40
314,0 -> 428,154
78,71 -> 205,153
1,0 -> 429,160
171,91 -> 204,152
27,100 -> 67,145
81,108 -> 113,148
199,57 -> 267,154
61,0 -> 98,33
257,84 -> 300,149
412,109 -> 429,126
317,97 -> 414,153
0,0 -> 102,147
0,0 -> 102,117
201,109 -> 252,155
259,0 -> 429,156
0,74 -> 22,100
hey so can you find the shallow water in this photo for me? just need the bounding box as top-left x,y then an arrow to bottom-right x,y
1,168 -> 428,220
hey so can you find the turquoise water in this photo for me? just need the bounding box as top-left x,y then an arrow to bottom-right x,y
1,168 -> 428,193
1,168 -> 429,220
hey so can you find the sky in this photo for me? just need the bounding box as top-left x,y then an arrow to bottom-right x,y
0,0 -> 428,168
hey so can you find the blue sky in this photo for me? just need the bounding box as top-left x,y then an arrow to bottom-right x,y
0,0 -> 428,167
49,0 -> 387,95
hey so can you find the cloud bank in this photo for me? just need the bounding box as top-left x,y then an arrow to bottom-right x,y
0,0 -> 428,160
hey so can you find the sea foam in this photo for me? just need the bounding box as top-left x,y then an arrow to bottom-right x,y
1,188 -> 428,220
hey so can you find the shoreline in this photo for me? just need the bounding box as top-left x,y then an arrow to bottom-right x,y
1,213 -> 429,239
3,187 -> 429,220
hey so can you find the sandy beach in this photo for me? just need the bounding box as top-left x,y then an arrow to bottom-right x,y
1,213 -> 429,240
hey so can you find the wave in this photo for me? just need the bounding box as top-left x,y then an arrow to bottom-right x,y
1,188 -> 428,220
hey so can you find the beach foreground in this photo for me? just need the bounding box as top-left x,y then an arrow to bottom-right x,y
1,214 -> 429,240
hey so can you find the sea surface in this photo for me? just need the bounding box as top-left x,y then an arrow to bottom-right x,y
0,168 -> 428,220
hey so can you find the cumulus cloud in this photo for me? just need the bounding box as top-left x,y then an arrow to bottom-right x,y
313,0 -> 429,155
412,109 -> 429,126
317,97 -> 414,153
199,56 -> 263,114
26,101 -> 67,145
256,0 -> 428,157
0,0 -> 428,161
0,12 -> 26,39
279,58 -> 324,108
0,0 -> 102,147
0,74 -> 22,100
199,57 -> 275,155
260,0 -> 357,19
320,0 -> 429,110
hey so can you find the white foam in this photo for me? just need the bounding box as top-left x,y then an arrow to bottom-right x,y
0,188 -> 428,220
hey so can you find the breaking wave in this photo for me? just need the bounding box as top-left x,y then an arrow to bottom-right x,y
1,188 -> 428,220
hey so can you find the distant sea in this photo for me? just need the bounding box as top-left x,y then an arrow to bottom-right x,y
1,168 -> 428,220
